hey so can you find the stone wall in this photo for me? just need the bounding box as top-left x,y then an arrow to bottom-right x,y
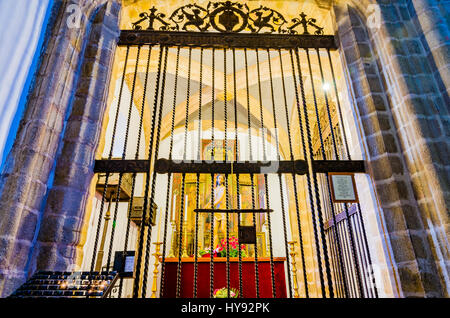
0,0 -> 120,297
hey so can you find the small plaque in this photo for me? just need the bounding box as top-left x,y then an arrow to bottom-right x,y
113,251 -> 135,278
124,255 -> 135,273
239,226 -> 257,244
328,173 -> 359,203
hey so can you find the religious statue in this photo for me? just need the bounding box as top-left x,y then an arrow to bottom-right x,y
204,174 -> 227,248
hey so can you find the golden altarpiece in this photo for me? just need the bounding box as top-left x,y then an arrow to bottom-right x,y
168,140 -> 269,259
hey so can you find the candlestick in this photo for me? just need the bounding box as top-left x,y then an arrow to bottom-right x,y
95,195 -> 112,271
168,219 -> 176,258
151,242 -> 162,298
182,220 -> 189,258
288,241 -> 300,298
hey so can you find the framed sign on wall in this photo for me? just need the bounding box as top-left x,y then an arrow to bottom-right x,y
328,173 -> 359,204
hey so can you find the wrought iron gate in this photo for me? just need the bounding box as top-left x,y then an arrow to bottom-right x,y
91,2 -> 378,298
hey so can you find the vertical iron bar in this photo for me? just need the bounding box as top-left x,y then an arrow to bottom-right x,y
333,220 -> 348,296
289,49 -> 326,297
327,225 -> 344,297
158,168 -> 172,298
277,49 -> 294,298
141,46 -> 169,297
176,47 -> 193,298
323,172 -> 348,298
353,209 -> 375,297
132,46 -> 164,298
339,220 -> 357,297
327,48 -> 378,298
351,214 -> 370,297
262,48 -> 277,298
159,46 -> 181,298
210,47 -> 216,298
357,192 -> 378,296
193,47 -> 204,298
119,44 -> 152,298
176,173 -> 187,298
316,48 -> 363,297
223,47 -> 231,298
295,48 -> 335,297
304,47 -> 342,297
318,165 -> 343,297
107,46 -> 142,273
326,169 -> 346,298
192,172 -> 200,297
90,45 -> 130,272
244,48 -> 260,298
232,48 -> 244,298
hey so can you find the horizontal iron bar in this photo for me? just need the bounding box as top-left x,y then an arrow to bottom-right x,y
93,159 -> 366,174
94,160 -> 150,173
194,209 -> 273,214
312,160 -> 366,173
154,158 -> 308,175
118,30 -> 338,49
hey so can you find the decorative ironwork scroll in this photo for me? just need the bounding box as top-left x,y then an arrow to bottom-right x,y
132,6 -> 170,31
170,4 -> 211,32
130,1 -> 325,35
288,12 -> 324,35
248,6 -> 287,34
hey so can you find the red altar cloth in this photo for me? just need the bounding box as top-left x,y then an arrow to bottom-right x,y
161,257 -> 287,298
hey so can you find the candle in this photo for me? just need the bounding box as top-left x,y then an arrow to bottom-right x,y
156,207 -> 162,242
172,194 -> 177,221
184,195 -> 188,221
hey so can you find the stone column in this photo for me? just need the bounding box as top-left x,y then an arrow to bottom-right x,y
32,1 -> 121,273
409,0 -> 450,100
334,0 -> 449,297
0,0 -> 110,297
375,0 -> 449,297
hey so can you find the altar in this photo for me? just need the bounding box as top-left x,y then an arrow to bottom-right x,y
150,138 -> 290,298
161,257 -> 287,298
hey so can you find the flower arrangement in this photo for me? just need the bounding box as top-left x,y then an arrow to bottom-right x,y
219,236 -> 247,257
198,236 -> 247,258
213,287 -> 239,298
198,246 -> 221,257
